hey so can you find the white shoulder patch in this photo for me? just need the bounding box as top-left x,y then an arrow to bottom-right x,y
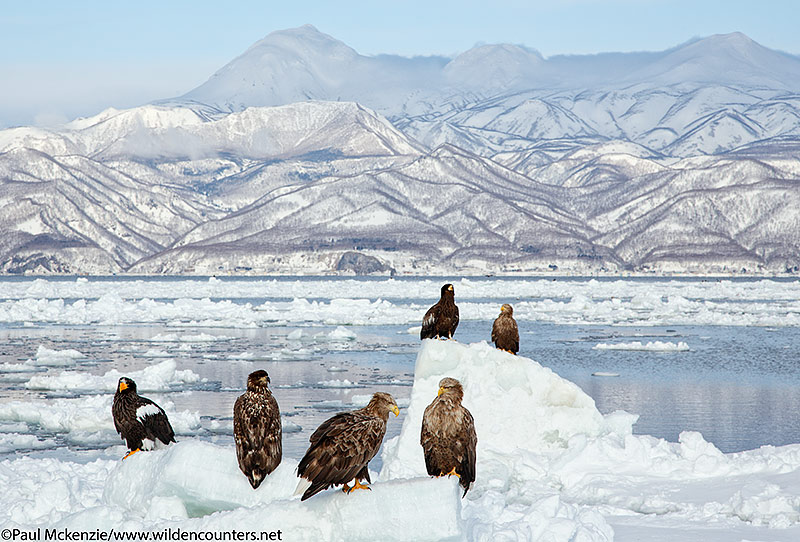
137,403 -> 162,422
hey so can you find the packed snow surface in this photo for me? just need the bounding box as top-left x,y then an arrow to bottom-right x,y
3,340 -> 800,540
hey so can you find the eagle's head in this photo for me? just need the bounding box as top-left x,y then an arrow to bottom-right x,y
368,391 -> 400,418
500,303 -> 513,316
247,369 -> 271,391
441,283 -> 455,297
437,377 -> 464,402
116,377 -> 137,395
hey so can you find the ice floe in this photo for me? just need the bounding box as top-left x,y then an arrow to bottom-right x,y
593,340 -> 691,351
2,341 -> 800,540
24,359 -> 205,392
6,276 -> 800,328
0,394 -> 201,442
28,345 -> 86,366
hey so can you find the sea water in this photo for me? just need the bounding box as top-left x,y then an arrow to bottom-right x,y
1,275 -> 799,463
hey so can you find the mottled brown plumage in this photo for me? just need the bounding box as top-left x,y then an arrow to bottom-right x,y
234,370 -> 282,489
296,392 -> 399,501
112,377 -> 175,459
420,377 -> 477,496
491,304 -> 519,354
421,284 -> 459,340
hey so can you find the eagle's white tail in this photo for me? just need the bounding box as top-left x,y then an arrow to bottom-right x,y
293,477 -> 312,497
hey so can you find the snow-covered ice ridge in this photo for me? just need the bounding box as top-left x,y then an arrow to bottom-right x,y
4,276 -> 800,327
3,27 -> 800,275
4,340 -> 800,541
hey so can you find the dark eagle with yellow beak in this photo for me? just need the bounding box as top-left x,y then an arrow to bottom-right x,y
112,377 -> 175,459
296,392 -> 399,501
491,303 -> 519,354
421,283 -> 459,340
420,377 -> 477,496
234,370 -> 282,489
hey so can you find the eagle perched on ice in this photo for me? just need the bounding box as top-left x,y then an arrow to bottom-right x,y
234,370 -> 282,489
491,303 -> 519,354
420,377 -> 477,496
112,377 -> 175,459
296,392 -> 399,501
420,283 -> 459,340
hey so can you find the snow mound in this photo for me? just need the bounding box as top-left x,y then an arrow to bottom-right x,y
380,340 -> 616,540
382,340 -> 607,481
98,441 -> 462,539
378,340 -> 800,540
24,359 -> 204,392
593,340 -> 690,351
0,456 -> 116,526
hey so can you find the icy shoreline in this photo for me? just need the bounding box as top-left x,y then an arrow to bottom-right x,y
2,341 -> 800,540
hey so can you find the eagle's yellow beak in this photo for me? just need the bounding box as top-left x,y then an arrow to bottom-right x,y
118,381 -> 128,392
391,405 -> 400,417
448,285 -> 454,291
437,387 -> 444,397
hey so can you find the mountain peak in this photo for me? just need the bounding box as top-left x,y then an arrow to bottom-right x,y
242,24 -> 358,63
182,25 -> 360,109
444,43 -> 545,89
628,32 -> 800,88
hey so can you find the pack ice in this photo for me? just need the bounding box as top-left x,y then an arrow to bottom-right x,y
3,341 -> 800,541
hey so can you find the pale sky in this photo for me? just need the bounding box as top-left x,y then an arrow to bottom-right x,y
1,0 -> 798,128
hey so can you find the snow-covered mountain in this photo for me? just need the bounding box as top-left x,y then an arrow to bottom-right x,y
2,26 -> 800,275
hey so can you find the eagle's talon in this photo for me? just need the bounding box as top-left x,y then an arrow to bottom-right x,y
345,479 -> 371,493
122,448 -> 140,460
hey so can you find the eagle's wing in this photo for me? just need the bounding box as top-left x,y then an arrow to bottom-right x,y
460,407 -> 478,495
136,397 -> 175,445
112,400 -> 124,435
450,304 -> 459,337
510,318 -> 520,353
491,316 -> 501,344
298,412 -> 386,500
420,304 -> 439,339
420,402 -> 439,476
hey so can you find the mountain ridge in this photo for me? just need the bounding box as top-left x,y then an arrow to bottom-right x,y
2,27 -> 800,275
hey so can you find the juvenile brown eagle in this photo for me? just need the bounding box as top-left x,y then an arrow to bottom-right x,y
491,303 -> 519,354
234,369 -> 282,489
420,283 -> 459,340
112,377 -> 175,459
296,391 -> 399,501
420,377 -> 477,496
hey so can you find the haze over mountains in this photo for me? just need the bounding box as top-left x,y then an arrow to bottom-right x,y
2,25 -> 800,275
